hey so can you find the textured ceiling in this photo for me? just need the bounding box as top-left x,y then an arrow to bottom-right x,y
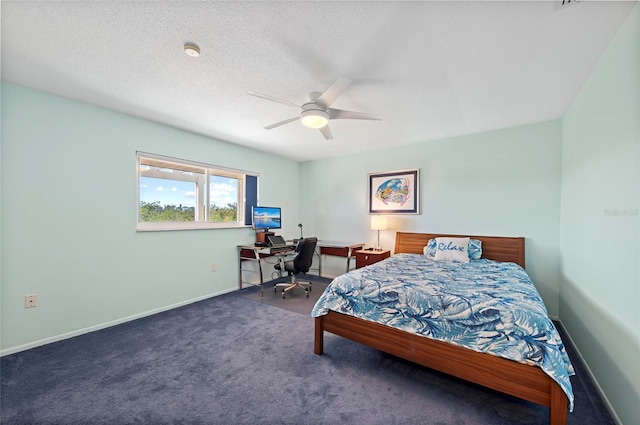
1,1 -> 636,161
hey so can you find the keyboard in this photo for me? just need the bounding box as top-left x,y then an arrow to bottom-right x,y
270,244 -> 296,253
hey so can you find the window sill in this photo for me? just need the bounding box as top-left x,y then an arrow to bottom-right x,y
137,222 -> 251,232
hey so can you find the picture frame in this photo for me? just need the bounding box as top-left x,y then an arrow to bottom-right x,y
368,169 -> 419,214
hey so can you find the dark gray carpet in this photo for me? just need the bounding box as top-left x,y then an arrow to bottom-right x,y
1,284 -> 614,425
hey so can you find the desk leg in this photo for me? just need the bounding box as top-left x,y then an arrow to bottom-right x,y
257,253 -> 264,296
346,247 -> 354,273
238,248 -> 242,290
238,248 -> 265,296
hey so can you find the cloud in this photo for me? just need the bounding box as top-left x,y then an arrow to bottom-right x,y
210,182 -> 237,205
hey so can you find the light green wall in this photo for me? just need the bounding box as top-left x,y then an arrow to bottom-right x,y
0,82 -> 300,354
300,119 -> 563,315
560,5 -> 640,425
2,7 -> 638,421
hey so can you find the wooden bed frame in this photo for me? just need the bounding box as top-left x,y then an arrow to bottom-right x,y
314,232 -> 568,425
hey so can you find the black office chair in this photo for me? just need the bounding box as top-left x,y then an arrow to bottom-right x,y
274,237 -> 318,298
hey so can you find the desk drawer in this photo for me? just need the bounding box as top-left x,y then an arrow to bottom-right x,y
239,248 -> 272,259
320,246 -> 350,257
320,245 -> 363,258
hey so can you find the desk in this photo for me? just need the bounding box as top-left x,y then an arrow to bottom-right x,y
316,241 -> 364,277
238,241 -> 364,294
238,245 -> 296,295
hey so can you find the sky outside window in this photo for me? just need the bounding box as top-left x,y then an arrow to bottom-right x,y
210,175 -> 239,207
140,177 -> 196,208
140,176 -> 237,207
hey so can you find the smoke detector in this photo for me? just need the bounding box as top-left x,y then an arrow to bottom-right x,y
184,44 -> 200,57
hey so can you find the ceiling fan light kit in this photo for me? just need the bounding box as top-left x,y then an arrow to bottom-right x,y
300,109 -> 329,128
248,77 -> 382,140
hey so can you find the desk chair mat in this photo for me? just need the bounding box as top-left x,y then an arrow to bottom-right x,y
244,277 -> 330,315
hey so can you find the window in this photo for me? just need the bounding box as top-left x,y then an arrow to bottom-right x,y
137,152 -> 258,231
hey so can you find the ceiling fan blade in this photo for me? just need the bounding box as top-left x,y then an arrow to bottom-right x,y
328,108 -> 382,121
319,125 -> 333,140
264,116 -> 300,130
316,78 -> 352,108
248,91 -> 300,109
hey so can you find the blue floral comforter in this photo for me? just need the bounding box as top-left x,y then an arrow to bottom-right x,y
312,254 -> 575,409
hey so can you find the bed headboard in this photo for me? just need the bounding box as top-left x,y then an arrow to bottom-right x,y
394,232 -> 525,268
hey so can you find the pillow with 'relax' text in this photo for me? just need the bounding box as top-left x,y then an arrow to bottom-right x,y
425,238 -> 481,260
434,237 -> 470,263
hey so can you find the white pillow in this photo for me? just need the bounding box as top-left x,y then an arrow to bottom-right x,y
423,239 -> 437,258
434,237 -> 470,263
468,239 -> 482,260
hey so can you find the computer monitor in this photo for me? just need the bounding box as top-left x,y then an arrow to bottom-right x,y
252,206 -> 281,232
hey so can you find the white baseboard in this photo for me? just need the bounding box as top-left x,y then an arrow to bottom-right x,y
0,288 -> 236,357
556,320 -> 623,425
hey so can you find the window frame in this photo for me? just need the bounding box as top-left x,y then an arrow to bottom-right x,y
136,152 -> 258,231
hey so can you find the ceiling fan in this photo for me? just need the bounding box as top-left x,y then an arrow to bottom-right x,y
248,78 -> 382,140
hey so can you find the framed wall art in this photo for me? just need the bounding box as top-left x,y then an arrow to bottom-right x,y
368,169 -> 419,214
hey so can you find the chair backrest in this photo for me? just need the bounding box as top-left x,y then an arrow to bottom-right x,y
292,237 -> 318,274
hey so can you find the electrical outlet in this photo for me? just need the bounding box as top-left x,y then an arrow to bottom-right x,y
25,294 -> 38,308
210,262 -> 218,272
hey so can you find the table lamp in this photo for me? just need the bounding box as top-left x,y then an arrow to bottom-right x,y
370,215 -> 388,250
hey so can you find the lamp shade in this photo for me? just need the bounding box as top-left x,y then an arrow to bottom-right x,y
370,215 -> 388,231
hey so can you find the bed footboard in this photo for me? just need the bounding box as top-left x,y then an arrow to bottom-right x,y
314,312 -> 567,425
